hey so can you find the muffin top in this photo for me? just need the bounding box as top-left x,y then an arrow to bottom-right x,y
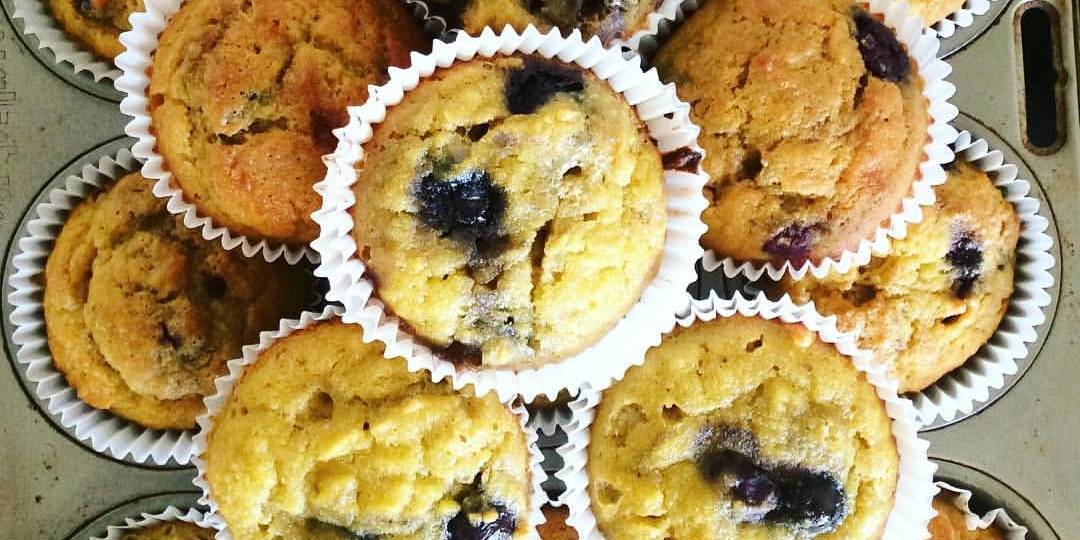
117,521 -> 215,540
929,494 -> 1006,540
424,0 -> 659,45
908,0 -> 968,27
352,55 -> 666,368
654,0 -> 929,266
43,172 -> 311,430
47,0 -> 144,60
783,160 -> 1019,393
204,319 -> 533,540
149,0 -> 428,245
589,315 -> 898,539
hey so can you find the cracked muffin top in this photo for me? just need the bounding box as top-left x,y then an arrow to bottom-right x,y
589,315 -> 898,539
351,55 -> 667,369
654,0 -> 929,267
929,494 -> 1006,540
148,0 -> 429,245
118,521 -> 215,540
423,0 -> 661,45
782,159 -> 1019,393
43,172 -> 312,430
204,319 -> 533,540
48,0 -> 144,61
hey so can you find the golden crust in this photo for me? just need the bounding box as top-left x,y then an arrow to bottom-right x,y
47,0 -> 144,61
929,495 -> 1007,540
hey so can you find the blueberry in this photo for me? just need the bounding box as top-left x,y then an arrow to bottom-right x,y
765,467 -> 846,534
74,0 -> 105,18
762,223 -> 818,264
662,147 -> 704,173
695,425 -> 778,518
414,168 -> 508,263
946,229 -> 984,298
505,58 -> 585,115
446,502 -> 517,540
853,10 -> 910,83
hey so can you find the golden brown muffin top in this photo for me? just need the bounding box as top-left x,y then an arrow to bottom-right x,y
149,0 -> 429,245
930,495 -> 1007,540
47,0 -> 144,60
424,0 -> 661,45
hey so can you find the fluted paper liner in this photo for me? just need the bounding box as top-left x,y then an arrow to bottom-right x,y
646,0 -> 958,281
909,131 -> 1055,425
117,0 -> 317,264
11,0 -> 123,82
935,481 -> 1029,539
550,291 -> 938,540
926,0 -> 994,39
94,506 -> 215,540
312,25 -> 709,403
191,306 -> 550,539
6,148 -> 199,465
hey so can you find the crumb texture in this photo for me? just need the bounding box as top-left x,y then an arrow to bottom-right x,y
654,0 -> 929,264
424,0 -> 660,44
118,521 -> 216,540
149,0 -> 428,244
589,315 -> 898,539
205,320 -> 532,540
44,172 -> 311,430
783,160 -> 1020,393
48,0 -> 144,60
353,56 -> 666,368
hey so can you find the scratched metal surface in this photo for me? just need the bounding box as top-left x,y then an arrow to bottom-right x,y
1,0 -> 1077,537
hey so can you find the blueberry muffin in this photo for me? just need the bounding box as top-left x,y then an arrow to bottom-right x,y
43,172 -> 312,430
538,506 -> 578,540
654,0 -> 929,266
424,0 -> 660,45
148,0 -> 429,245
782,160 -> 1019,393
352,56 -> 666,368
929,494 -> 1006,540
118,521 -> 215,540
908,0 -> 968,27
589,315 -> 899,539
203,319 -> 533,540
47,0 -> 144,62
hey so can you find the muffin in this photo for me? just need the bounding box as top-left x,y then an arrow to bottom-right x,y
589,315 -> 899,539
47,0 -> 144,62
352,55 -> 666,368
539,505 -> 578,540
424,0 -> 659,44
203,319 -> 533,539
908,0 -> 968,27
654,0 -> 929,266
929,494 -> 1006,540
148,0 -> 429,245
782,159 -> 1019,393
117,521 -> 215,540
43,172 -> 312,430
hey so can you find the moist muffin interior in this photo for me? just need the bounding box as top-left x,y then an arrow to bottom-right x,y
47,0 -> 145,61
424,0 -> 661,44
653,0 -> 930,265
352,55 -> 666,368
782,159 -> 1020,393
148,0 -> 428,245
204,320 -> 533,540
589,315 -> 899,539
43,172 -> 312,430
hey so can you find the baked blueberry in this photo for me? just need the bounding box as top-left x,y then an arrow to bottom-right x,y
448,476 -> 518,540
505,58 -> 585,115
765,467 -> 846,534
762,223 -> 819,264
414,168 -> 509,263
853,10 -> 910,83
695,425 -> 779,520
946,228 -> 984,298
662,147 -> 704,173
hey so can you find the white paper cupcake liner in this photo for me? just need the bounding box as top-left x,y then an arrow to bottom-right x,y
11,0 -> 123,82
191,306 -> 550,539
935,481 -> 1029,539
551,291 -> 938,540
116,0 -> 319,265
927,0 -> 994,39
93,506 -> 216,540
312,25 -> 708,403
908,131 -> 1056,426
6,148 -> 200,465
646,0 -> 958,281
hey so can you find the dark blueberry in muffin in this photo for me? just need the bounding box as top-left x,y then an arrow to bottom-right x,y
765,467 -> 846,534
695,424 -> 779,519
414,169 -> 509,262
662,147 -> 704,172
74,0 -> 108,19
762,222 -> 818,264
506,58 -> 585,114
853,10 -> 910,83
946,228 -> 984,298
446,502 -> 517,540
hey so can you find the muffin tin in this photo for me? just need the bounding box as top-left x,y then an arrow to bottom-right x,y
1,0 -> 1076,537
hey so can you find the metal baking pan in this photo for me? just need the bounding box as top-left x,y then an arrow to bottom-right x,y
2,0 -> 1076,536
